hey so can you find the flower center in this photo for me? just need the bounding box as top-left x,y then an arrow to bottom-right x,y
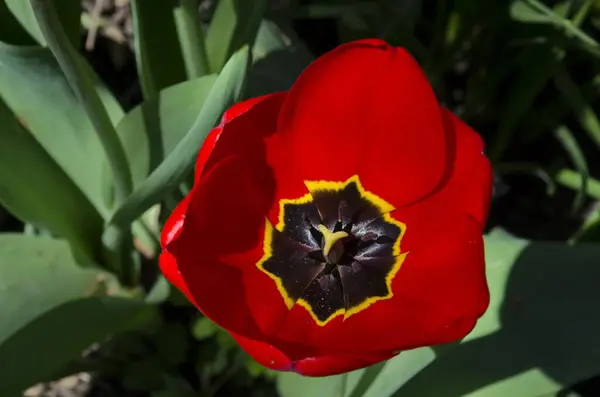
317,224 -> 348,263
256,176 -> 407,326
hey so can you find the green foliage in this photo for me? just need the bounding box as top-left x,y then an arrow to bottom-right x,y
1,0 -> 600,396
4,0 -> 80,46
0,44 -> 123,216
130,0 -> 187,99
113,74 -> 217,188
0,234 -> 157,395
206,0 -> 267,72
0,96 -> 104,261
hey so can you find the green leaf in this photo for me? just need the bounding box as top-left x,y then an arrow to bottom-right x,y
553,66 -> 600,151
107,46 -> 250,229
572,208 -> 600,242
145,275 -> 171,304
390,229 -> 600,397
555,168 -> 600,200
0,1 -> 36,45
4,0 -> 81,47
192,317 -> 218,341
114,74 -> 217,188
278,370 -> 364,397
0,234 -> 158,395
130,0 -> 187,99
358,348 -> 436,397
510,0 -> 599,47
511,1 -> 555,23
0,99 -> 103,260
206,0 -> 267,73
554,126 -> 588,211
245,19 -> 313,98
0,43 -> 124,216
174,0 -> 210,79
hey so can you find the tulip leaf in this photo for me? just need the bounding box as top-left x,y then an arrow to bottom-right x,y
0,234 -> 158,395
113,74 -> 217,189
206,0 -> 267,73
0,43 -> 124,216
278,369 -> 365,397
107,46 -> 250,229
0,98 -> 103,260
387,229 -> 600,397
0,1 -> 36,45
245,19 -> 313,98
4,0 -> 81,47
510,1 -> 554,23
358,348 -> 436,397
130,0 -> 187,99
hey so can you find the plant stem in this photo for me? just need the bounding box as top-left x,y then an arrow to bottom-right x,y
174,0 -> 210,79
30,0 -> 133,204
30,0 -> 135,284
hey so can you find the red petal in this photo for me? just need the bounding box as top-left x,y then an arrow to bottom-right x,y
194,92 -> 287,181
324,212 -> 488,354
200,93 -> 285,175
309,109 -> 492,354
294,352 -> 396,377
222,93 -> 279,123
436,108 -> 493,227
277,39 -> 447,206
229,331 -> 293,371
244,108 -> 491,353
194,126 -> 222,181
230,330 -> 396,377
161,194 -> 190,249
170,90 -> 312,343
170,156 -> 266,337
159,193 -> 195,301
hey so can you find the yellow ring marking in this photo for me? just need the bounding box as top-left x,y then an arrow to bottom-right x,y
256,175 -> 408,326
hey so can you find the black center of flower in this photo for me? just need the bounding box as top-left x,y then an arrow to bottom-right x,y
257,177 -> 405,326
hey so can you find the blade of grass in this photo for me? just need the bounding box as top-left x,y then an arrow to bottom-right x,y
555,126 -> 589,211
525,74 -> 600,144
570,205 -> 600,243
553,65 -> 600,150
524,0 -> 598,46
555,169 -> 600,200
572,0 -> 594,26
174,0 -> 209,79
489,46 -> 563,162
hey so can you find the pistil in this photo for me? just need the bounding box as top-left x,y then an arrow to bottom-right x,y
317,224 -> 348,264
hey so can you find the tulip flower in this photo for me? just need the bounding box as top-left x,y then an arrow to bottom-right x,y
159,39 -> 492,376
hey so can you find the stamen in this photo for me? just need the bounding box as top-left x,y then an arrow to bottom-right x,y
317,224 -> 348,257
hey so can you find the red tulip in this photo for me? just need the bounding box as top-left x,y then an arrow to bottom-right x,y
159,39 -> 492,377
